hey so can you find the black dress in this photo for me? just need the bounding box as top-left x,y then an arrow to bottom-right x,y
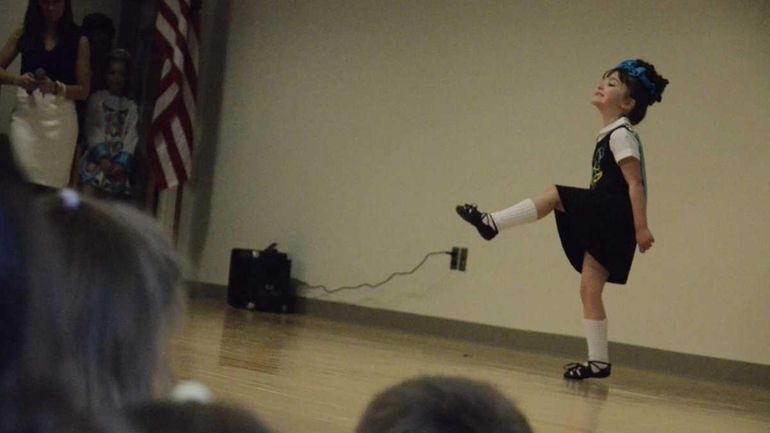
19,28 -> 81,85
555,126 -> 638,284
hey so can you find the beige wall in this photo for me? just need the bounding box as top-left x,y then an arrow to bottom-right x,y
0,0 -> 121,135
180,0 -> 770,365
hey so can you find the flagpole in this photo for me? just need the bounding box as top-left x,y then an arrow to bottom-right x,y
173,183 -> 184,245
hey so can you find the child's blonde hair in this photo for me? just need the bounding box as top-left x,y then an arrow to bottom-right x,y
13,190 -> 183,413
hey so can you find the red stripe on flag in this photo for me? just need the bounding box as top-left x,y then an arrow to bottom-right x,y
161,124 -> 187,184
183,54 -> 198,98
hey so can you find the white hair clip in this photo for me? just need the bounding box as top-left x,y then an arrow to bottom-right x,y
59,188 -> 81,210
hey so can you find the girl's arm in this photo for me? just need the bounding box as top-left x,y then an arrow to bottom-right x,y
619,157 -> 655,253
39,36 -> 91,100
0,29 -> 36,91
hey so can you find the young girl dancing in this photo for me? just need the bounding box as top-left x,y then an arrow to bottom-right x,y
456,59 -> 669,380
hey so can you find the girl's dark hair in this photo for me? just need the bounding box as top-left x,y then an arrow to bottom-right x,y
127,402 -> 273,433
0,383 -> 134,433
14,192 -> 183,415
605,59 -> 669,125
81,12 -> 115,42
356,376 -> 533,433
18,0 -> 77,53
0,178 -> 30,379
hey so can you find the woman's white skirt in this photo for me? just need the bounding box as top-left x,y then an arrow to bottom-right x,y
10,87 -> 78,188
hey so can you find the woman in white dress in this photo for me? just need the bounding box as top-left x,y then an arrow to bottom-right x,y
0,0 -> 90,189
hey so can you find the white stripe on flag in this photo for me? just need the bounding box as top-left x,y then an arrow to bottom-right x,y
165,0 -> 187,32
155,14 -> 177,58
182,79 -> 196,121
154,134 -> 179,187
160,59 -> 171,81
156,6 -> 186,77
152,81 -> 179,119
170,116 -> 192,175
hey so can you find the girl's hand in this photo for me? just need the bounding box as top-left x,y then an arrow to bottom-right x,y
15,73 -> 37,92
636,227 -> 655,253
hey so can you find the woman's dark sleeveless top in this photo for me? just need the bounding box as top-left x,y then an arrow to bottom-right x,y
18,28 -> 81,85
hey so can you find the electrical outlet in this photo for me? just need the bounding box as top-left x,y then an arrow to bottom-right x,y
450,247 -> 468,271
458,247 -> 467,271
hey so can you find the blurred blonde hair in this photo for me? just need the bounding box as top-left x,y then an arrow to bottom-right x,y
11,191 -> 184,414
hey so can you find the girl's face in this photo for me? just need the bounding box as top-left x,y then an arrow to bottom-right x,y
106,60 -> 127,95
38,0 -> 66,25
591,71 -> 635,118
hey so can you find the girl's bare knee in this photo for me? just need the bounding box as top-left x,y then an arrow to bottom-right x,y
580,280 -> 603,303
547,186 -> 564,212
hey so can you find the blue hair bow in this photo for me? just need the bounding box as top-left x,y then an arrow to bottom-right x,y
615,60 -> 660,103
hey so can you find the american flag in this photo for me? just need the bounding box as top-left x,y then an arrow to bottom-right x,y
149,0 -> 201,190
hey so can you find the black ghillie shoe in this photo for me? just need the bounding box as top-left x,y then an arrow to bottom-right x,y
563,361 -> 612,380
455,203 -> 498,240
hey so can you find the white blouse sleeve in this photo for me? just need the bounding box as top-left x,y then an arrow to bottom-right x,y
609,128 -> 641,163
84,91 -> 106,147
121,101 -> 139,154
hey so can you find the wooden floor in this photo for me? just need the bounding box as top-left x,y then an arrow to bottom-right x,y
170,297 -> 770,433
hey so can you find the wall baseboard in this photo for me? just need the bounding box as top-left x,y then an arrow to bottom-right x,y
187,280 -> 770,390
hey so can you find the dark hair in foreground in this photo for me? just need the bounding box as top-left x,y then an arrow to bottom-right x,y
0,384 -> 133,433
0,167 -> 31,378
356,376 -> 533,433
127,401 -> 272,433
8,191 -> 183,414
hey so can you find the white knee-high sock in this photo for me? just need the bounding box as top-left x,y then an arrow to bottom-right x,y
583,318 -> 609,363
489,199 -> 538,231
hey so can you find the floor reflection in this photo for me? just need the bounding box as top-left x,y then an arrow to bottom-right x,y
562,380 -> 610,432
218,307 -> 297,374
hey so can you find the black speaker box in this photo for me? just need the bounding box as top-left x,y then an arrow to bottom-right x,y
227,244 -> 295,313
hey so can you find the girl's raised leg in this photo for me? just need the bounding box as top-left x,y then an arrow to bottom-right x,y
531,186 -> 565,218
456,186 -> 564,240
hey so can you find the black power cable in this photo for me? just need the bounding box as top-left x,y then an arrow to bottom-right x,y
299,250 -> 451,294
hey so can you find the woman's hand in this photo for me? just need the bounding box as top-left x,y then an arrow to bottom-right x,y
636,227 -> 655,253
15,72 -> 37,92
98,158 -> 112,172
37,78 -> 59,95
